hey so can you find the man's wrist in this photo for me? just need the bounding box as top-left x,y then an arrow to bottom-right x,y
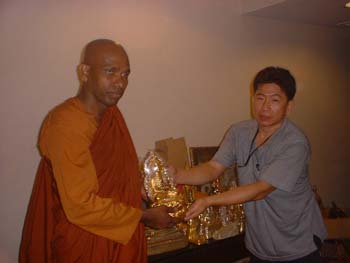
175,169 -> 187,184
205,196 -> 213,207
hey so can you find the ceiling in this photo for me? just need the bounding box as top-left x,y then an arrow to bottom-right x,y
240,0 -> 350,33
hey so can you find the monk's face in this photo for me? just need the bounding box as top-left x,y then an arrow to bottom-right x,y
85,45 -> 130,109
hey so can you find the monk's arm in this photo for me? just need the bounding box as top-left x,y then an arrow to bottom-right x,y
46,123 -> 141,244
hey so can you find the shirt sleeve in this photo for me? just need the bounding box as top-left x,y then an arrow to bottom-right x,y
259,142 -> 309,192
212,125 -> 237,168
44,121 -> 142,245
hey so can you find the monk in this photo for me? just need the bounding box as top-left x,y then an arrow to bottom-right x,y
19,39 -> 178,263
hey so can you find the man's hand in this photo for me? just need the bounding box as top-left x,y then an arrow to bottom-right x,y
184,197 -> 209,221
168,165 -> 180,184
141,206 -> 180,229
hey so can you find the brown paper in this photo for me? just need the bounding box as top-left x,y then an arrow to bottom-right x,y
155,137 -> 189,169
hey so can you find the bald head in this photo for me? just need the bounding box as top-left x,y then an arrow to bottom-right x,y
81,39 -> 128,66
77,39 -> 131,115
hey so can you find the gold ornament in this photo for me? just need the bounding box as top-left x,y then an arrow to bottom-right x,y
141,150 -> 187,219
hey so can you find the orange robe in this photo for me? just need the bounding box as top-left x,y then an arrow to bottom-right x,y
19,97 -> 147,263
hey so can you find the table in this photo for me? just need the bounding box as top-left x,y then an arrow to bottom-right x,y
149,234 -> 249,263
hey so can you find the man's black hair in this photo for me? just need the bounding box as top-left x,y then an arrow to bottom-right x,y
253,66 -> 296,101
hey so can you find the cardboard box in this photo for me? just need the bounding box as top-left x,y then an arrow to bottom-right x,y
155,137 -> 190,169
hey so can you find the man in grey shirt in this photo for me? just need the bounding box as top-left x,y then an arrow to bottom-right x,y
173,67 -> 327,262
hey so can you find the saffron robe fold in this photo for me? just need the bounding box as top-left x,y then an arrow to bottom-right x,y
19,98 -> 147,263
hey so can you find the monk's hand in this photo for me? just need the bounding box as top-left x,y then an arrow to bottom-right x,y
141,184 -> 148,202
141,206 -> 180,229
184,197 -> 209,221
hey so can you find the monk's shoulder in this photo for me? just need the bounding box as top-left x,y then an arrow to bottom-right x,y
40,97 -> 96,141
48,98 -> 88,126
39,98 -> 96,155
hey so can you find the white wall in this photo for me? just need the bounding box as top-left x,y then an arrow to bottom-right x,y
1,1 -> 349,262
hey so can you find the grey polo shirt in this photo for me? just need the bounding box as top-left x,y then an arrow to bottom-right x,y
213,118 -> 327,261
